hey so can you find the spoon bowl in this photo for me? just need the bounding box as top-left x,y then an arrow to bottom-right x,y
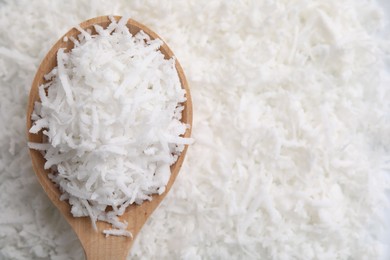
26,15 -> 192,260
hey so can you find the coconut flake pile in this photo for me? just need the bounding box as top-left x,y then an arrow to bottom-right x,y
28,16 -> 191,236
1,0 -> 390,259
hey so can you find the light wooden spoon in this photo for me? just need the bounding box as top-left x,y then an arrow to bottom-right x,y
26,16 -> 192,260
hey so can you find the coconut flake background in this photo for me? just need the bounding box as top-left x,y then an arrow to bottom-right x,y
1,0 -> 390,259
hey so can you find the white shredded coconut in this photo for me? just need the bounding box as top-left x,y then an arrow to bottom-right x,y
103,229 -> 133,238
1,0 -> 390,259
28,16 -> 191,236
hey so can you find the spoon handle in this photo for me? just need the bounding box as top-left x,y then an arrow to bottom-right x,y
81,233 -> 134,260
70,217 -> 134,260
84,246 -> 130,260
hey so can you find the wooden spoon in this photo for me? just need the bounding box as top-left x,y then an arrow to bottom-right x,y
26,16 -> 192,260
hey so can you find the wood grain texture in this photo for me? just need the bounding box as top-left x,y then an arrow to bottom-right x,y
26,16 -> 192,260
